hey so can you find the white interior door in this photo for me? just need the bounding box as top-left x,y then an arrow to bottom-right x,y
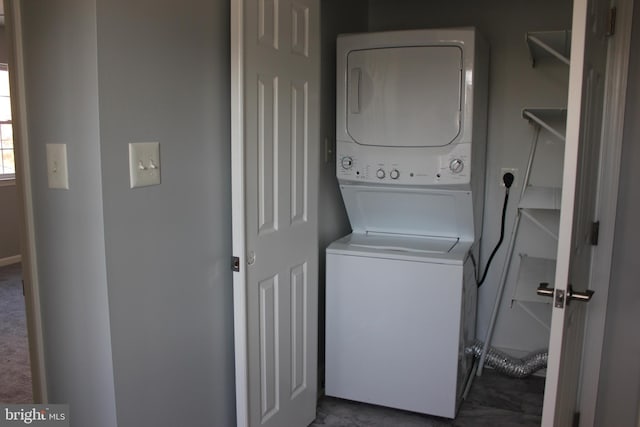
231,0 -> 320,426
542,0 -> 611,424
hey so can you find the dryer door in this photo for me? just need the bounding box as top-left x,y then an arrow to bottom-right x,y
346,46 -> 463,148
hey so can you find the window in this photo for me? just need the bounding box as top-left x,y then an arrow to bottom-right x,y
0,64 -> 14,181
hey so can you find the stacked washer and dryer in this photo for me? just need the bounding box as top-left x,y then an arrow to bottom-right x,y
325,28 -> 489,419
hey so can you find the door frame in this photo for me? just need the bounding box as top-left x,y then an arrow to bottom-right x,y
577,0 -> 635,423
5,0 -> 47,403
230,0 -> 249,426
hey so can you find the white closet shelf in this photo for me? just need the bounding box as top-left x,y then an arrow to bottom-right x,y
520,209 -> 559,240
479,29 -> 568,374
519,186 -> 562,210
512,255 -> 556,304
522,108 -> 567,141
525,30 -> 571,66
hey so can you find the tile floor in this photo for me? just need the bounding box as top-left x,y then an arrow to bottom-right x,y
312,369 -> 545,427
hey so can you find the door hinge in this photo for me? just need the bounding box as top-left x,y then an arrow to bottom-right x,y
231,256 -> 240,272
591,221 -> 600,246
606,7 -> 617,37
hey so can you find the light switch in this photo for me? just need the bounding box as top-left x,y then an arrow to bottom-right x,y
46,144 -> 69,189
129,142 -> 161,188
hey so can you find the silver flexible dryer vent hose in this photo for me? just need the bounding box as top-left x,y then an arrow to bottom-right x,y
466,340 -> 548,378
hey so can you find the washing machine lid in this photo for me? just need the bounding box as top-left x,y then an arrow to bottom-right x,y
340,184 -> 475,242
348,232 -> 459,254
346,45 -> 463,148
326,233 -> 471,264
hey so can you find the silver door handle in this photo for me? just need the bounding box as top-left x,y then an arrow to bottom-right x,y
567,284 -> 594,303
537,282 -> 594,305
536,282 -> 554,297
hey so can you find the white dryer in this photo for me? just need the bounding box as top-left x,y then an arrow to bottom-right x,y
325,28 -> 489,418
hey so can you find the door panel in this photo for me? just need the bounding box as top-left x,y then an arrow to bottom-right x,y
290,81 -> 308,225
259,0 -> 278,49
543,0 -> 609,424
232,0 -> 320,426
258,275 -> 279,421
258,75 -> 278,235
290,262 -> 308,397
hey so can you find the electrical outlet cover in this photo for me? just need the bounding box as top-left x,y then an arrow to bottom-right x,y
129,142 -> 161,188
500,168 -> 518,187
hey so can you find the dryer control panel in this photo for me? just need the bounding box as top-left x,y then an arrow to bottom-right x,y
337,140 -> 471,186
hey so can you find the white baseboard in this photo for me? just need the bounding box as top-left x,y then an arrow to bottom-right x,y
0,255 -> 22,267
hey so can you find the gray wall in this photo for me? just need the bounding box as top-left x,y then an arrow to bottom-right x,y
319,0 -> 368,249
0,24 -> 21,261
595,0 -> 640,424
0,25 -> 8,60
365,0 -> 572,355
0,184 -> 20,259
21,0 -> 235,426
95,0 -> 235,425
21,1 -> 117,425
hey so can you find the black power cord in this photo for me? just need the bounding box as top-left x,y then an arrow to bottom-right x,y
477,172 -> 514,288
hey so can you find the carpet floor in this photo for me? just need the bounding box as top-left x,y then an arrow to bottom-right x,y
0,263 -> 32,404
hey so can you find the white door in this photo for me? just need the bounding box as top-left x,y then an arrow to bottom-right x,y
542,0 -> 611,424
231,0 -> 320,426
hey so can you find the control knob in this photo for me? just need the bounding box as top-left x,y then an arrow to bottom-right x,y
390,169 -> 400,180
376,169 -> 386,179
449,158 -> 464,174
341,156 -> 353,169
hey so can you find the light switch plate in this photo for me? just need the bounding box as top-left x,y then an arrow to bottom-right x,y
129,142 -> 160,188
46,144 -> 69,189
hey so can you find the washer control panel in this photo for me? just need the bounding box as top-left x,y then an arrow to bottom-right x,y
337,141 -> 471,186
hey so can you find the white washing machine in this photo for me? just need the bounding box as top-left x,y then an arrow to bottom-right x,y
326,234 -> 477,418
325,28 -> 489,418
